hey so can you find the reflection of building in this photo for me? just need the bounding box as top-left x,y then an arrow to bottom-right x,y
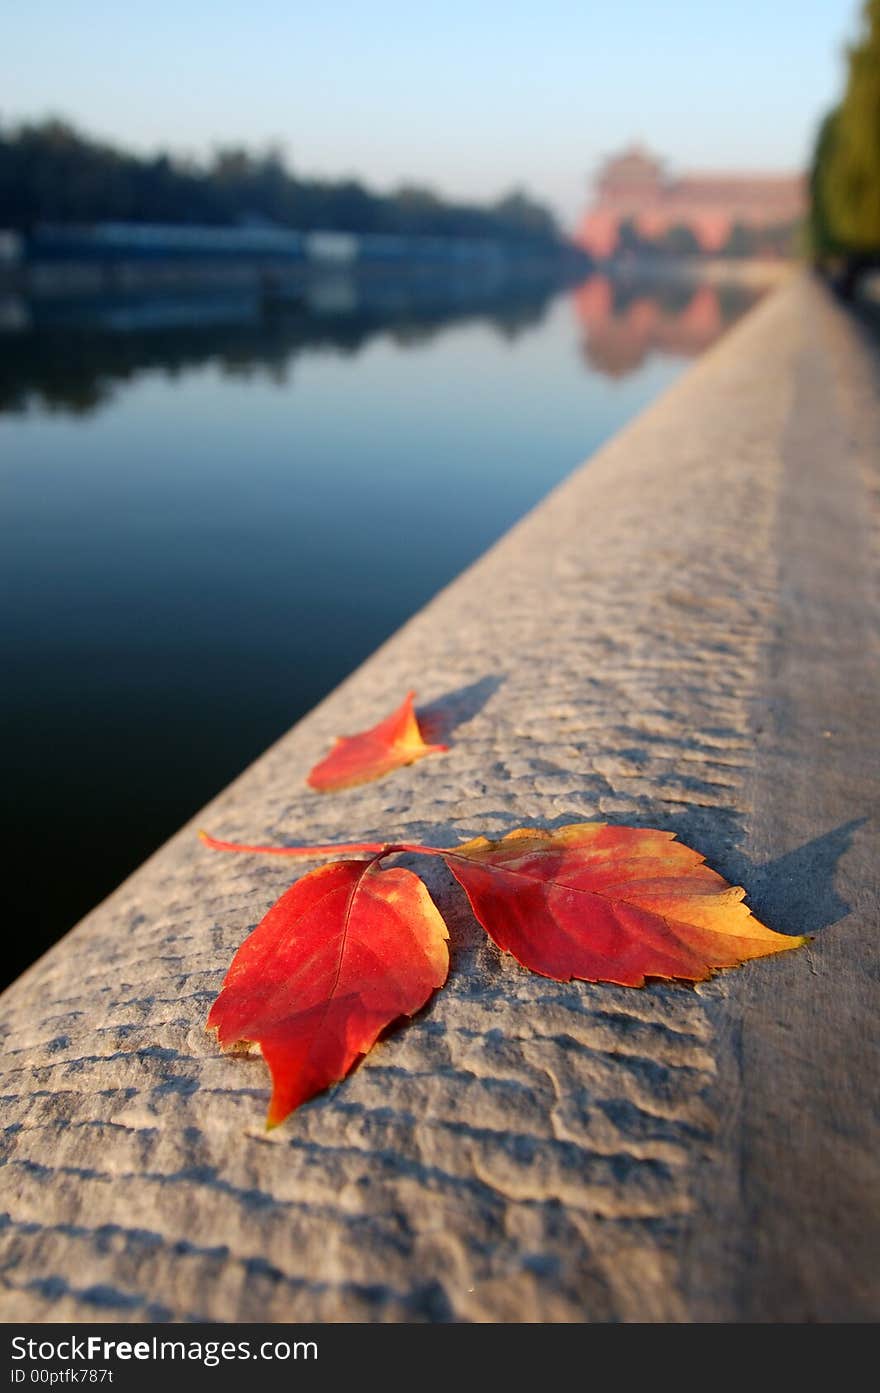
577,146 -> 805,259
572,275 -> 758,377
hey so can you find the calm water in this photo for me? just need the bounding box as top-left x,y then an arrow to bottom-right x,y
0,270 -> 762,985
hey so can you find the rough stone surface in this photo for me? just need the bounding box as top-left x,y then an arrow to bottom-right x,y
1,274 -> 877,1322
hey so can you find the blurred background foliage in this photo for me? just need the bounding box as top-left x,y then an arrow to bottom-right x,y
811,0 -> 880,268
0,116 -> 561,245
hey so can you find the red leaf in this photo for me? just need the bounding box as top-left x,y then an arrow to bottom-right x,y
444,822 -> 804,987
306,690 -> 447,792
203,822 -> 806,1122
207,857 -> 448,1125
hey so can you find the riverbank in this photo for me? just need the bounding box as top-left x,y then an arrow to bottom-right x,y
0,272 -> 876,1322
0,230 -> 589,303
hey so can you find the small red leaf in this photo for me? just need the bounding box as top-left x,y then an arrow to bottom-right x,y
306,691 -> 447,792
207,858 -> 448,1125
444,822 -> 804,987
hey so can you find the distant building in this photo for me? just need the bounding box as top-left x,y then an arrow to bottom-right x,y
577,146 -> 805,258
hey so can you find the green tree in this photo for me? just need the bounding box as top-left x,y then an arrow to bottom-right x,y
809,110 -> 842,257
813,0 -> 880,255
491,189 -> 558,242
0,116 -> 567,247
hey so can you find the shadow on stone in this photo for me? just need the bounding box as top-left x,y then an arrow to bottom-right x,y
723,818 -> 865,937
416,674 -> 505,744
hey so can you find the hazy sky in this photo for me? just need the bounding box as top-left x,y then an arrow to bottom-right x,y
2,0 -> 861,226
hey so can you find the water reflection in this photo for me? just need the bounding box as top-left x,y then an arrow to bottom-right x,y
0,270 -> 565,416
0,265 -> 765,987
0,268 -> 764,417
573,274 -> 761,377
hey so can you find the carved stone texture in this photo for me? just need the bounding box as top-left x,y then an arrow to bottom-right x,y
0,275 -> 877,1322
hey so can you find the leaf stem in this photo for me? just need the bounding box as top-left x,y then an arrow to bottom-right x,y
198,830 -> 446,860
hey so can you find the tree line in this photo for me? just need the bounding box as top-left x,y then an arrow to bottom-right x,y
810,0 -> 880,290
0,117 -> 562,246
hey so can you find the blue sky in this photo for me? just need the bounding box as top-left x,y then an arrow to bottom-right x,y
2,0 -> 861,225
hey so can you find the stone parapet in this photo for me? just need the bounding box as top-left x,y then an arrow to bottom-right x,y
1,275 -> 877,1322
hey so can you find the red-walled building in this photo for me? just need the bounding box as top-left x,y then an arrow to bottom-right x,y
577,146 -> 805,258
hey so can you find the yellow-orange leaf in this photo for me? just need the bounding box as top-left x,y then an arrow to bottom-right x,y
306,690 -> 447,792
207,858 -> 448,1124
444,822 -> 803,987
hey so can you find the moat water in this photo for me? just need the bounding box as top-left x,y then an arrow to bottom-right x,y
0,268 -> 764,984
